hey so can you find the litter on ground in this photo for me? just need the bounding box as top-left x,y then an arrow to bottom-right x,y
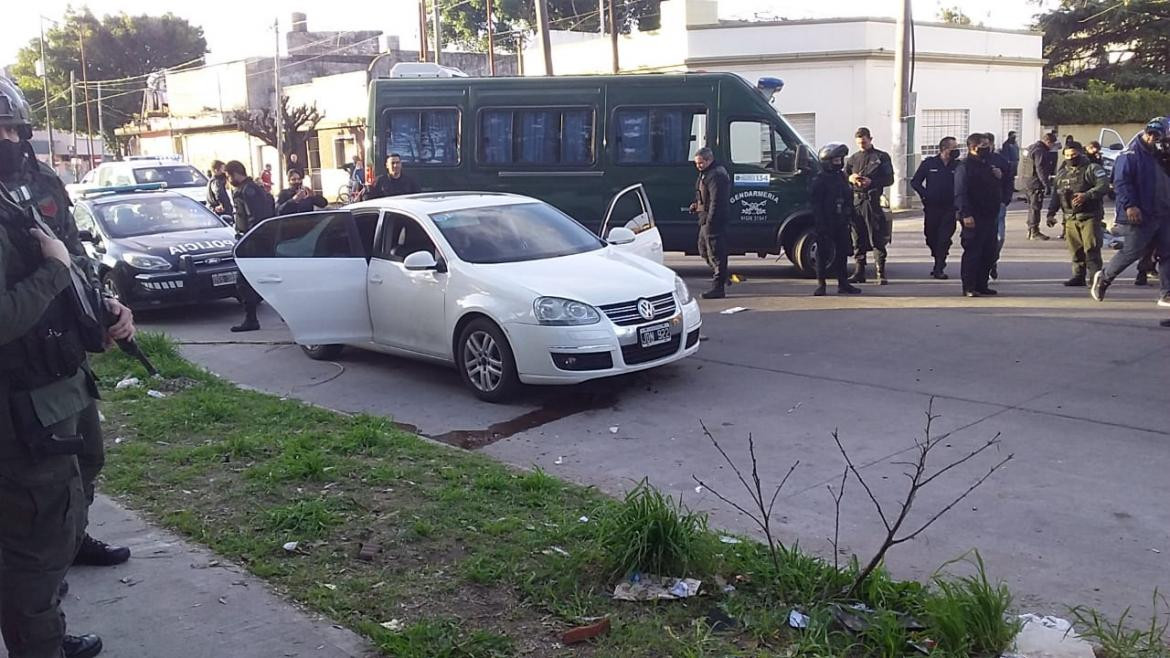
720,306 -> 750,315
613,575 -> 701,601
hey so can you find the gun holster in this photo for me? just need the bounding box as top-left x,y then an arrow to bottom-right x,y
6,388 -> 84,458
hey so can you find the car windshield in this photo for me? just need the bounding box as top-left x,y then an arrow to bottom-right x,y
430,202 -> 605,264
96,196 -> 225,238
132,165 -> 207,187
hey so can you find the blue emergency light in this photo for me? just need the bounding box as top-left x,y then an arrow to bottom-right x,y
79,182 -> 168,199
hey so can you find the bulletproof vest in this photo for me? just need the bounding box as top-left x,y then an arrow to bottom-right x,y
1055,163 -> 1104,218
0,195 -> 88,392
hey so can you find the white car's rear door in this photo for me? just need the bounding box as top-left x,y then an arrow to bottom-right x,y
234,210 -> 372,345
600,184 -> 664,264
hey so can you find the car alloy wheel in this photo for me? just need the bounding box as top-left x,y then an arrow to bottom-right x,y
463,330 -> 504,393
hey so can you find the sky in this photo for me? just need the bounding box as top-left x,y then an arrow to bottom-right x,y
1,0 -> 1055,68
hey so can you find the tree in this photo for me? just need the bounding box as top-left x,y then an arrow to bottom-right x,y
232,96 -> 324,163
8,9 -> 207,158
938,6 -> 973,25
1034,0 -> 1170,90
438,0 -> 664,53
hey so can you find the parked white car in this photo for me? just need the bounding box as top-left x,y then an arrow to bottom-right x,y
66,159 -> 209,205
233,187 -> 697,401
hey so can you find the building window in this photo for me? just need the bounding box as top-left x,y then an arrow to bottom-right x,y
386,109 -> 459,166
918,109 -> 970,156
615,107 -> 707,165
783,113 -> 816,148
479,108 -> 594,166
1001,109 -> 1023,144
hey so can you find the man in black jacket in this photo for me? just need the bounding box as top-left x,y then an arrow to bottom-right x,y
206,160 -> 233,216
984,132 -> 1017,280
811,143 -> 863,296
225,160 -> 274,332
911,136 -> 960,279
846,127 -> 895,284
366,154 -> 421,199
1020,132 -> 1057,240
954,133 -> 1004,297
276,170 -> 328,216
690,147 -> 731,299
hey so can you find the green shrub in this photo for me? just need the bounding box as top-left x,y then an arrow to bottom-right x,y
925,551 -> 1021,656
598,479 -> 711,578
1070,591 -> 1170,658
1040,82 -> 1170,125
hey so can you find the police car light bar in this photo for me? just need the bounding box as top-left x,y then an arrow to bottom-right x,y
79,182 -> 169,199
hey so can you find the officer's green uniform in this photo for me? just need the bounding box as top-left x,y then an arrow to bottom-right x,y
1047,158 -> 1110,282
0,200 -> 91,658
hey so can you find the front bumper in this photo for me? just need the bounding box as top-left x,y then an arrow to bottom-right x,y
113,256 -> 240,309
505,298 -> 702,385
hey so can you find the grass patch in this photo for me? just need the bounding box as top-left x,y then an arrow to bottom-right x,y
1070,592 -> 1170,658
92,333 -> 1059,657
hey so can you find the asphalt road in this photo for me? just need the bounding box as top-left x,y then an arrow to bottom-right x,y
134,210 -> 1170,620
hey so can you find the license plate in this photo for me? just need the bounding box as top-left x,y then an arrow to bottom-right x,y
212,271 -> 238,286
638,322 -> 672,348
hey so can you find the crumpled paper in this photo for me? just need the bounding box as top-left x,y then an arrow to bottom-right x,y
613,575 -> 701,601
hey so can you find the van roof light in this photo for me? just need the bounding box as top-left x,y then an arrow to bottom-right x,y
757,77 -> 784,104
388,62 -> 470,79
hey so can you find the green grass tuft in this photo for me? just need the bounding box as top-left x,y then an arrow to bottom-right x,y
598,479 -> 712,578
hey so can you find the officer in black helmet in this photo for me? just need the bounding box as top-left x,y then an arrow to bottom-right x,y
811,143 -> 863,296
0,76 -> 106,657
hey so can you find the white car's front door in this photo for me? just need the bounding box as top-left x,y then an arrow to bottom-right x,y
600,183 -> 664,264
234,210 -> 372,345
367,211 -> 449,358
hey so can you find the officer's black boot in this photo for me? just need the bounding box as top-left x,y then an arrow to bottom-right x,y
1063,274 -> 1086,287
875,254 -> 889,285
1135,270 -> 1149,286
73,534 -> 131,566
701,285 -> 726,300
813,280 -> 827,296
1028,228 -> 1051,241
849,257 -> 867,283
837,282 -> 862,295
231,306 -> 260,333
63,633 -> 103,658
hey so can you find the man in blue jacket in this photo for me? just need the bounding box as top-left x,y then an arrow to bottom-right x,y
1091,117 -> 1170,315
911,136 -> 959,279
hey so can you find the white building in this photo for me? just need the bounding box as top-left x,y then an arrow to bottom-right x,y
524,0 -> 1044,158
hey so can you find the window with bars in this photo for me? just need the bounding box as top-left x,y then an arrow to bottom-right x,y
918,109 -> 969,156
1001,109 -> 1023,143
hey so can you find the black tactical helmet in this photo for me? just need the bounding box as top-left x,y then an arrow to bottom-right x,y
818,142 -> 849,165
0,77 -> 34,140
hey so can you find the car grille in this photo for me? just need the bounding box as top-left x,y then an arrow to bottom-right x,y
621,333 -> 682,365
180,250 -> 235,274
598,292 -> 676,326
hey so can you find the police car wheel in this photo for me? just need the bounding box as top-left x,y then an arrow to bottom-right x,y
301,344 -> 343,360
457,318 -> 519,403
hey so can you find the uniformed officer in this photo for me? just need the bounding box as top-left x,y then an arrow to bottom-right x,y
0,77 -> 106,658
845,127 -> 894,284
811,143 -> 863,297
910,136 -> 960,279
0,80 -> 132,570
954,133 -> 1003,297
1046,141 -> 1110,287
224,160 -> 274,332
206,160 -> 233,216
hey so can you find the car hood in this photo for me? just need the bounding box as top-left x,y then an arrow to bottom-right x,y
117,227 -> 238,260
466,248 -> 675,306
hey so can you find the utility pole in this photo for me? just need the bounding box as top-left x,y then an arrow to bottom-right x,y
418,0 -> 428,62
516,35 -> 525,76
432,1 -> 442,66
486,0 -> 496,76
534,0 -> 554,76
599,0 -> 605,34
889,0 -> 913,209
78,32 -> 95,168
274,18 -> 284,190
70,70 -> 77,179
608,0 -> 619,74
96,81 -> 104,157
38,18 -> 55,163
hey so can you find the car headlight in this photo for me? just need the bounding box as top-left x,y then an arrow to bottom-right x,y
534,297 -> 600,326
674,276 -> 692,304
122,252 -> 172,271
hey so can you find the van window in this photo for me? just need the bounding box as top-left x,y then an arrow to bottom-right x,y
387,109 -> 459,166
730,119 -> 798,171
615,108 -> 706,165
479,108 -> 594,166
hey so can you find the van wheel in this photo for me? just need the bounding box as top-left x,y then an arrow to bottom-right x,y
301,344 -> 344,360
793,227 -> 824,278
457,319 -> 520,403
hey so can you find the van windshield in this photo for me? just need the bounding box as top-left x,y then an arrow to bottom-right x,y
430,202 -> 604,264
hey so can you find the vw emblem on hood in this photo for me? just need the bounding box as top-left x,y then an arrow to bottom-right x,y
637,298 -> 655,321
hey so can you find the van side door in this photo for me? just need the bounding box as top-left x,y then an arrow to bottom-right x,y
724,117 -> 806,252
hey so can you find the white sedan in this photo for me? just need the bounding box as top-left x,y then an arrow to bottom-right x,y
233,187 -> 699,401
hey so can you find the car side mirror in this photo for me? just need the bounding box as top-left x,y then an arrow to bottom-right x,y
78,229 -> 96,243
792,144 -> 810,175
404,250 -> 439,271
607,227 -> 636,245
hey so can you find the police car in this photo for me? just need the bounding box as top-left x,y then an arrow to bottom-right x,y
72,185 -> 240,310
65,156 -> 209,205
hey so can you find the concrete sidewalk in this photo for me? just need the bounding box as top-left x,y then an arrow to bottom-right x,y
1,496 -> 373,658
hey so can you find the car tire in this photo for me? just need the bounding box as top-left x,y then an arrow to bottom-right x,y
793,227 -> 823,278
301,344 -> 344,360
457,318 -> 520,403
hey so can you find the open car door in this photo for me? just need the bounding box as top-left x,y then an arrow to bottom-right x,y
600,184 -> 664,264
234,210 -> 372,345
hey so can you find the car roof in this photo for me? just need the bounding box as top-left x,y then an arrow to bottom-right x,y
98,160 -> 194,169
348,192 -> 540,215
85,189 -> 198,206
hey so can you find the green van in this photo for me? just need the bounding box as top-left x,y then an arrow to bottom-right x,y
366,71 -> 822,274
